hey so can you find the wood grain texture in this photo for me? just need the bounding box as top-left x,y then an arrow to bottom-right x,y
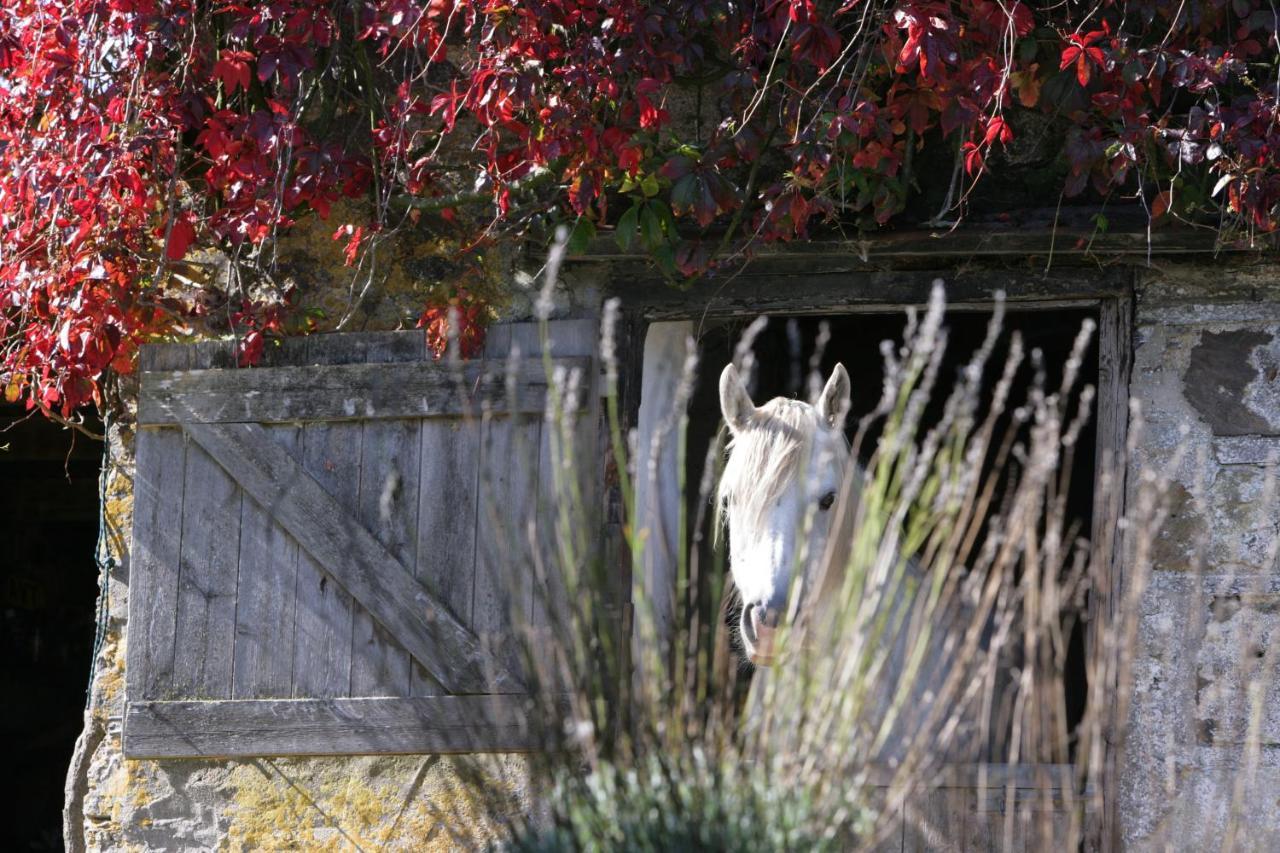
184,420 -> 523,694
291,335 -> 364,698
883,764 -> 1084,852
860,784 -> 904,853
124,696 -> 558,758
413,417 -> 482,697
127,345 -> 191,702
127,328 -> 597,756
137,343 -> 195,373
351,332 -> 424,697
903,786 -> 966,853
472,324 -> 544,686
138,358 -> 589,425
231,425 -> 303,698
1089,293 -> 1134,853
171,438 -> 242,699
348,327 -> 427,696
576,226 -> 1239,265
604,268 -> 1129,322
188,339 -> 237,370
304,330 -> 426,365
229,322 -> 311,698
531,320 -> 599,636
170,336 -> 240,698
345,327 -> 424,696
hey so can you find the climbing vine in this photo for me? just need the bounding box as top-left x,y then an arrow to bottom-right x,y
1,0 -> 1277,419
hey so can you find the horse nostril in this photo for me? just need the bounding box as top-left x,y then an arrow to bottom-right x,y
749,602 -> 779,634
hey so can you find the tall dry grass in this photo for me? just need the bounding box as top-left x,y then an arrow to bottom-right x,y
424,256 -> 1275,851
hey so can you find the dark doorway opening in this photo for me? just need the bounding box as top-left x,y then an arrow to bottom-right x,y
0,407 -> 102,850
683,307 -> 1098,758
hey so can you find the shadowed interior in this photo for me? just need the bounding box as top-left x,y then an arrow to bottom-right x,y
681,308 -> 1099,758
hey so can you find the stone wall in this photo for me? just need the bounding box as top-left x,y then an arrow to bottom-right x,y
1120,262 -> 1280,849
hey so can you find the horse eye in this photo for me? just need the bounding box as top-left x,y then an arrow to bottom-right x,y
818,491 -> 836,511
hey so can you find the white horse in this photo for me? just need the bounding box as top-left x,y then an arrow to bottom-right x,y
717,361 -> 852,666
717,361 -> 983,760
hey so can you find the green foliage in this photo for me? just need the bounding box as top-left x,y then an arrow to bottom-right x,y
507,753 -> 864,852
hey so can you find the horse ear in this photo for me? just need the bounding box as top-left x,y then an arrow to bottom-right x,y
719,363 -> 756,434
817,363 -> 851,430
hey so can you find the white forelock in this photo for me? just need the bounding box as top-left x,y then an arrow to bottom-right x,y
716,396 -> 848,541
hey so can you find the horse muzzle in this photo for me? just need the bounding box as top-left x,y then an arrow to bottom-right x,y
744,601 -> 781,666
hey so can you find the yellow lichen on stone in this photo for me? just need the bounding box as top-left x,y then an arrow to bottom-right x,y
91,633 -> 126,711
218,755 -> 531,851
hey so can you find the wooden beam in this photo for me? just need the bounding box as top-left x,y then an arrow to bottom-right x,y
604,268 -> 1130,321
123,696 -> 565,757
137,357 -> 592,425
572,225 -> 1260,263
126,346 -> 191,702
182,421 -> 525,694
1090,293 -> 1135,853
859,762 -> 1083,789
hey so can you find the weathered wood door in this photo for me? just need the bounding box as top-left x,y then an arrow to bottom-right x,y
124,321 -> 598,758
870,764 -> 1093,852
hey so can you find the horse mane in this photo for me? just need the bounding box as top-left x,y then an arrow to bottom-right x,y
716,397 -> 848,541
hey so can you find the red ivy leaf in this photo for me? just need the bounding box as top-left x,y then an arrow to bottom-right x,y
983,116 -> 1013,147
163,213 -> 198,260
963,141 -> 984,176
332,224 -> 366,266
1151,189 -> 1172,220
793,22 -> 842,71
213,50 -> 254,94
1061,25 -> 1109,87
1076,51 -> 1091,87
418,289 -> 489,359
237,329 -> 265,367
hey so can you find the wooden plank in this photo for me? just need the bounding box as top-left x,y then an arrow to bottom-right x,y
413,417 -> 482,697
183,420 -> 523,693
474,413 -> 540,681
292,412 -> 360,698
171,328 -> 243,700
137,357 -> 591,425
981,787 -> 1074,853
303,330 -> 425,365
126,345 -> 191,702
860,784 -> 904,853
1089,294 -> 1133,853
188,339 -> 237,370
352,333 -> 429,698
231,425 -> 303,698
876,765 -> 1083,852
257,336 -> 313,367
291,335 -> 364,700
137,342 -> 195,373
170,438 -> 242,698
473,325 -> 542,686
577,226 -> 1247,264
230,326 -> 312,698
632,321 -> 693,668
123,695 -> 562,758
509,322 -> 548,642
531,322 -> 598,640
351,334 -> 424,697
903,786 -> 965,853
604,268 -> 1129,322
861,764 -> 1079,788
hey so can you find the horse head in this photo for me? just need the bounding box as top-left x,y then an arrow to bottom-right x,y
717,362 -> 852,666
